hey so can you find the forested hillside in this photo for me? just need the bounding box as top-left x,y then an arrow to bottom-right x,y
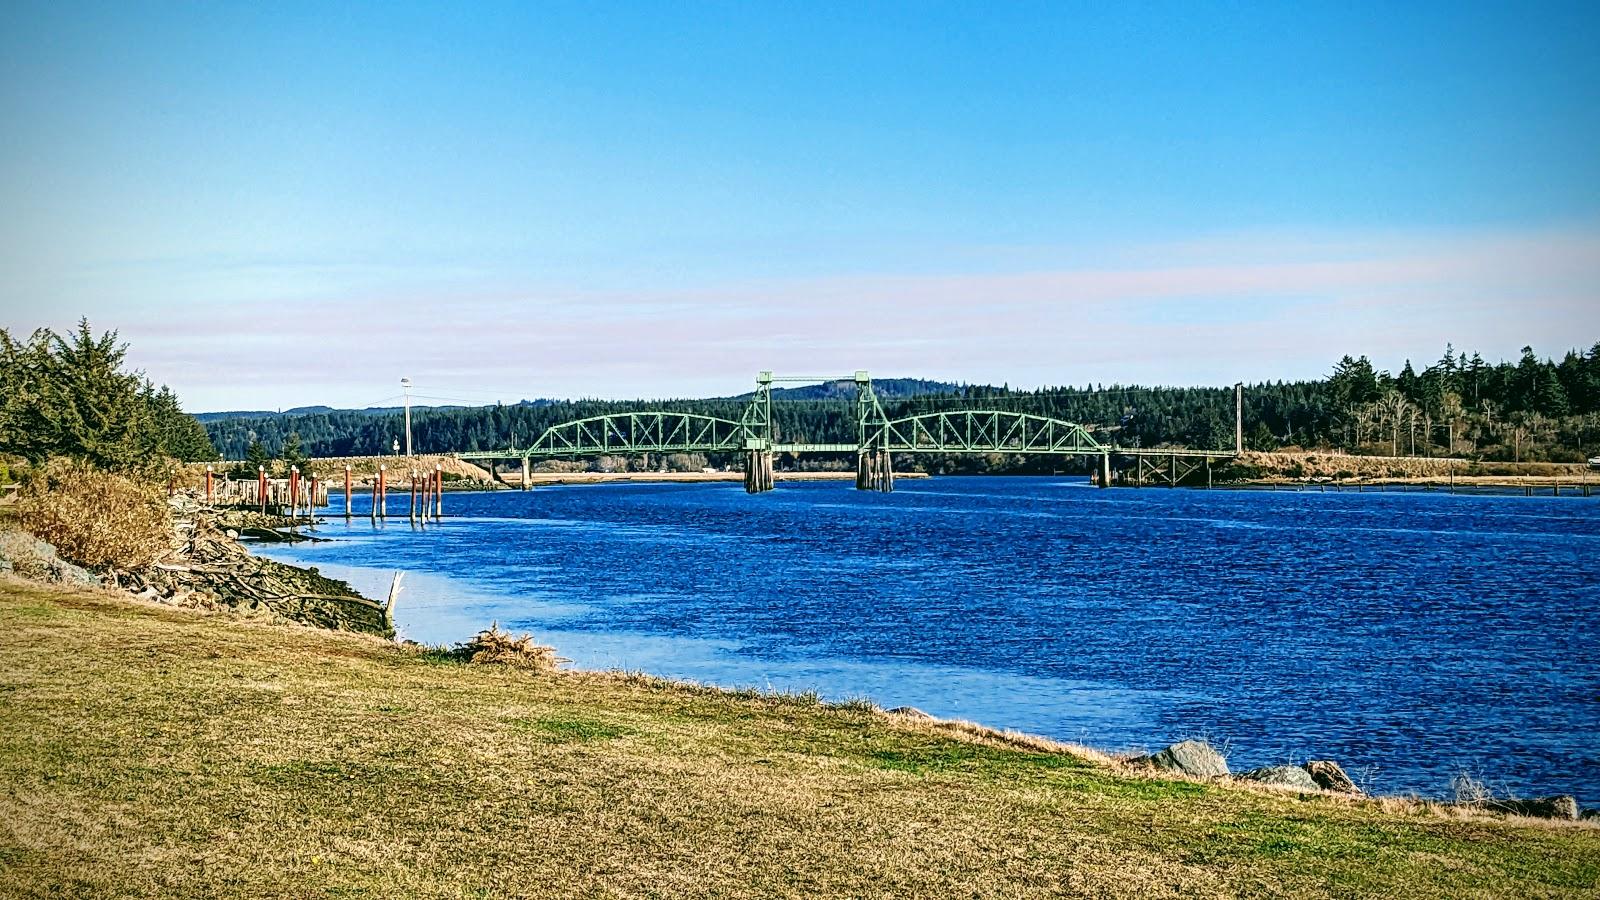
204,344 -> 1600,464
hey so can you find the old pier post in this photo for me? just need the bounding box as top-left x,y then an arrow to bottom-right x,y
377,465 -> 387,520
435,464 -> 444,519
409,471 -> 418,524
257,465 -> 267,513
289,467 -> 300,519
421,469 -> 432,524
344,465 -> 353,518
205,465 -> 214,504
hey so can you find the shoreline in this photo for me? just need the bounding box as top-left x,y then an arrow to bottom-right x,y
5,577 -> 1595,895
249,520 -> 1592,807
13,565 -> 1599,818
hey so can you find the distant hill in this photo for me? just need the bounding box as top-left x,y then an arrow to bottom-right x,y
197,380 -> 969,423
194,405 -> 339,423
194,404 -> 467,423
748,378 -> 975,402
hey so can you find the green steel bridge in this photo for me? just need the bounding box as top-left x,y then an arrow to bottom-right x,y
455,371 -> 1239,492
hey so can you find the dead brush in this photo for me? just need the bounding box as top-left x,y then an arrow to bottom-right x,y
18,458 -> 172,570
460,622 -> 566,671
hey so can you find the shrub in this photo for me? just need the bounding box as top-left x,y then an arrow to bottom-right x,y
17,458 -> 171,570
458,623 -> 565,671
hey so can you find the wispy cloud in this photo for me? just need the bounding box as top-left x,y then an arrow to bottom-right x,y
4,225 -> 1596,410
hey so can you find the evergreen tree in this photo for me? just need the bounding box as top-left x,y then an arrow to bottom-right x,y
144,383 -> 218,462
1396,360 -> 1421,402
280,432 -> 309,474
244,438 -> 270,474
0,321 -> 149,469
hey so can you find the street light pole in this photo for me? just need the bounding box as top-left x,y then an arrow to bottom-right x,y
401,376 -> 413,457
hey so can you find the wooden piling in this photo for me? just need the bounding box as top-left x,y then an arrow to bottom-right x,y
435,465 -> 444,519
205,466 -> 214,504
377,465 -> 387,519
409,471 -> 418,524
344,465 -> 353,518
257,466 -> 267,513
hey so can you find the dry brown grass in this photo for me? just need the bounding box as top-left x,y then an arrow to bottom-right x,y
457,622 -> 567,670
16,458 -> 171,570
1,580 -> 1597,898
1239,451 -> 1594,483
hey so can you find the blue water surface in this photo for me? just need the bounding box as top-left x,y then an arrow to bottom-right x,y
258,477 -> 1600,800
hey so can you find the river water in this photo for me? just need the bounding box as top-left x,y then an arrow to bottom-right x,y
257,477 -> 1599,800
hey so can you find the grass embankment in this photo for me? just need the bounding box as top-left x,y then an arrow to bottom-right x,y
2,582 -> 1596,898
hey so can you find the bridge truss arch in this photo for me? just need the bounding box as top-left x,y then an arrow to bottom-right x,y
517,411 -> 756,459
873,410 -> 1107,455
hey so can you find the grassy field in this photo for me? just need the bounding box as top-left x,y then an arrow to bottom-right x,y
1,580 -> 1596,898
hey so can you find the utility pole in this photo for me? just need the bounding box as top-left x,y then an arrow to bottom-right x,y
401,376 -> 413,457
1234,382 -> 1243,454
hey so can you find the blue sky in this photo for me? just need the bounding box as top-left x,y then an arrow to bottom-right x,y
2,2 -> 1597,410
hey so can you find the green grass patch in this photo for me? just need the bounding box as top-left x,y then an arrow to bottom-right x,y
512,715 -> 633,743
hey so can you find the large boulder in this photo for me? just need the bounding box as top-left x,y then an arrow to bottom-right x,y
1137,740 -> 1229,778
1241,765 -> 1320,791
1304,760 -> 1363,795
1485,796 -> 1580,820
0,531 -> 100,587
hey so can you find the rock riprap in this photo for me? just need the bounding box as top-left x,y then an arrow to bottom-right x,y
0,531 -> 100,587
1241,765 -> 1320,791
1482,796 -> 1580,821
1303,760 -> 1363,794
1135,740 -> 1229,778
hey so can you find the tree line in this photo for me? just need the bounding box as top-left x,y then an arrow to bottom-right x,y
205,342 -> 1600,465
0,321 -> 217,473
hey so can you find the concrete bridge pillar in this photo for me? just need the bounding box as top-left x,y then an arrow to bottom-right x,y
521,457 -> 530,491
1098,452 -> 1111,488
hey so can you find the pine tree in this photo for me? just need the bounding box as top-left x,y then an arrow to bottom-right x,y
244,438 -> 270,474
280,432 -> 309,474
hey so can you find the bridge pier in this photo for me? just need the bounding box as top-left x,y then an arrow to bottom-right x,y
1098,452 -> 1111,488
856,449 -> 894,492
521,457 -> 530,491
745,450 -> 774,493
